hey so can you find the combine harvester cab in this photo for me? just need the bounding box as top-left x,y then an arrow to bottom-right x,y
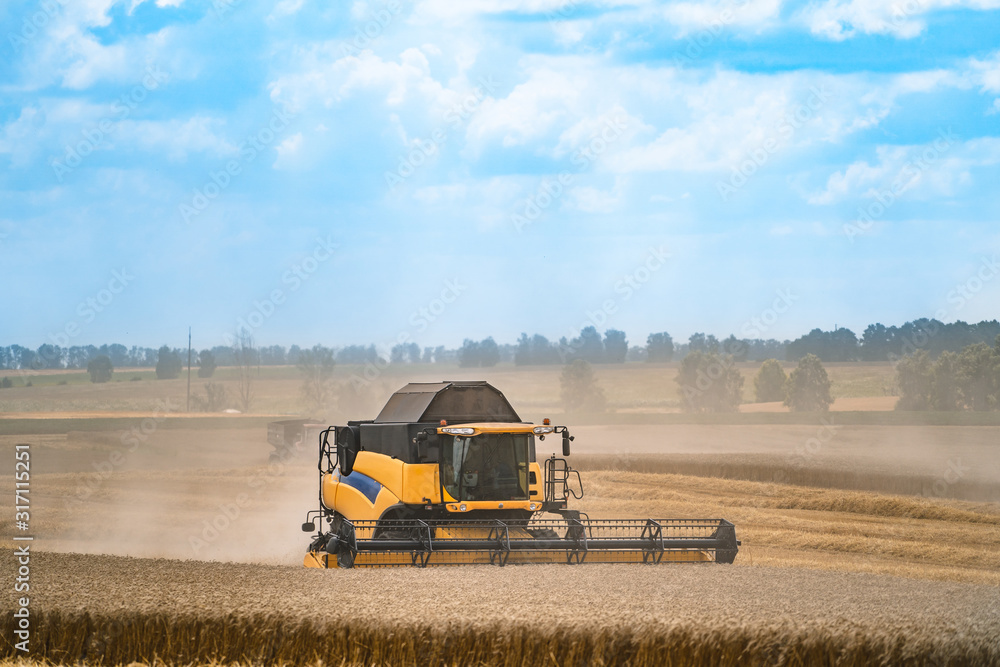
302,381 -> 739,568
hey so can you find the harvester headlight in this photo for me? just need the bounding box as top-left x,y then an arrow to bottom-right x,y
459,504 -> 467,511
442,427 -> 476,435
533,426 -> 554,435
529,503 -> 538,511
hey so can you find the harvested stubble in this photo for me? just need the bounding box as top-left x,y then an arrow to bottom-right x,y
572,453 -> 1000,502
3,551 -> 999,666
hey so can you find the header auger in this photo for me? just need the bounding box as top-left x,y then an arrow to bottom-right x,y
302,381 -> 739,568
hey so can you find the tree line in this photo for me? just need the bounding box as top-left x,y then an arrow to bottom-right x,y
558,352 -> 835,414
895,339 -> 1000,411
2,317 -> 998,373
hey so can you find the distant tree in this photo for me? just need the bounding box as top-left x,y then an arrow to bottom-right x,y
930,351 -> 961,411
35,343 -> 62,369
390,344 -> 408,364
860,323 -> 895,361
232,331 -> 258,412
603,329 -> 628,363
687,333 -> 708,354
785,354 -> 833,412
259,345 -> 287,365
722,335 -> 748,362
675,351 -> 743,413
626,345 -> 647,362
0,377 -> 12,388
197,349 -> 217,378
646,332 -> 674,362
155,346 -> 182,380
515,333 -> 562,365
458,338 -> 500,367
103,343 -> 129,367
560,360 -> 607,413
297,344 -> 336,416
788,328 -> 859,362
956,342 -> 999,411
895,350 -> 933,410
390,342 -> 422,364
87,355 -> 113,383
478,337 -> 500,367
458,339 -> 481,367
390,342 -> 420,364
566,326 -> 604,363
753,359 -> 787,403
191,382 -> 229,412
333,345 -> 374,365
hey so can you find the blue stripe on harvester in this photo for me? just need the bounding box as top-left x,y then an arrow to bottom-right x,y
341,470 -> 382,504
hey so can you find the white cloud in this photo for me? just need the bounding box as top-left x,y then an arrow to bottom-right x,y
662,0 -> 783,36
412,183 -> 468,204
568,180 -> 623,213
465,66 -> 585,151
808,135 -> 1000,204
269,0 -> 306,19
269,47 -> 457,114
116,116 -> 237,161
273,132 -> 304,169
10,1 -> 183,91
971,51 -> 1000,93
799,0 -> 1000,41
412,0 -> 609,24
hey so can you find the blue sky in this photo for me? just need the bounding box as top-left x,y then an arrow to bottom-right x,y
1,0 -> 998,353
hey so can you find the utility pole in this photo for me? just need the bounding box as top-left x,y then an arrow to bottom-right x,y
186,327 -> 192,412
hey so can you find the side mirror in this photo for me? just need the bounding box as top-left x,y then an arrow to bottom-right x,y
413,430 -> 439,462
337,427 -> 359,476
301,521 -> 316,532
562,430 -> 573,457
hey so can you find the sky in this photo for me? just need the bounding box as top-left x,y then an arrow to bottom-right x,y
1,0 -> 998,354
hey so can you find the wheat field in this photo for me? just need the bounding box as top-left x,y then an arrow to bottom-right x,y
1,367 -> 998,665
2,550 -> 999,666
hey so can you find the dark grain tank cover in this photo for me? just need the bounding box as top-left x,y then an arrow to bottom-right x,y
373,381 -> 521,424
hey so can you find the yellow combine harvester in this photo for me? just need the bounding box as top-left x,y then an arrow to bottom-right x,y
302,381 -> 739,568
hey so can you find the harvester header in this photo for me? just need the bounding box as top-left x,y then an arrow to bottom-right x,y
302,381 -> 739,568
